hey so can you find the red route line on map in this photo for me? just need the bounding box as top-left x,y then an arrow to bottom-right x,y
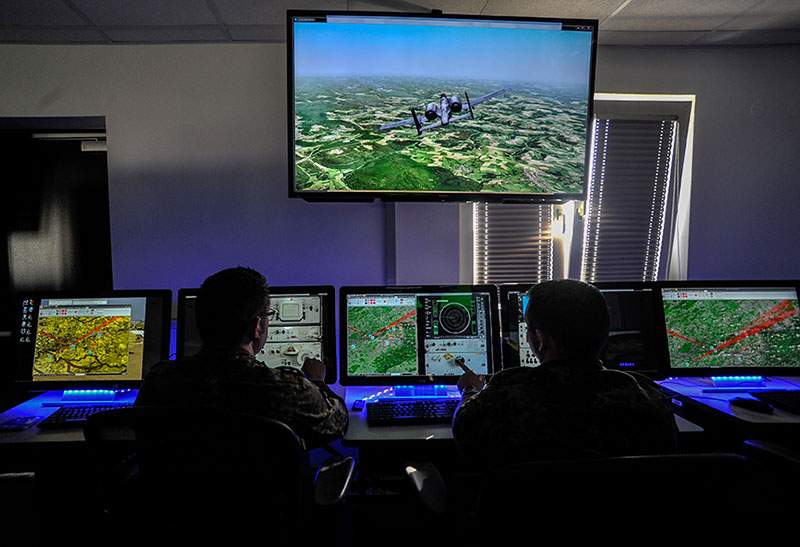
741,299 -> 794,330
669,301 -> 798,362
37,316 -> 121,352
348,309 -> 416,343
665,330 -> 705,346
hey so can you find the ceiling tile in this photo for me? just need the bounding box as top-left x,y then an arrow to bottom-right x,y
0,0 -> 88,26
483,0 -> 621,20
598,30 -> 708,46
213,0 -> 348,25
716,0 -> 800,30
602,0 -> 762,31
71,0 -> 218,27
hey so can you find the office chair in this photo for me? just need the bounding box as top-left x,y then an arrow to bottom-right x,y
84,405 -> 354,545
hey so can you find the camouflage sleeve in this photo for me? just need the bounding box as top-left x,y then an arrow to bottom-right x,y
272,369 -> 349,448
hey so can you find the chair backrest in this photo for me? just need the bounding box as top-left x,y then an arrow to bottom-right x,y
84,405 -> 305,539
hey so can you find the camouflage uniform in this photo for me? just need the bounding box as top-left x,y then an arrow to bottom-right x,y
136,349 -> 348,449
452,359 -> 678,469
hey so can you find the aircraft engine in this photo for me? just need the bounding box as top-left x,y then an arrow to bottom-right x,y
425,103 -> 438,120
450,96 -> 463,113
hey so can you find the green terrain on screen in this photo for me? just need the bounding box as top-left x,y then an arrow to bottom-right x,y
664,299 -> 800,369
294,77 -> 587,194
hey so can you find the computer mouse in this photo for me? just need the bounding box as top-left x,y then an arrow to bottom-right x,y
729,397 -> 774,414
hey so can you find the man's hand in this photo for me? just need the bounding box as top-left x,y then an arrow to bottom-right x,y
302,357 -> 326,382
455,358 -> 486,394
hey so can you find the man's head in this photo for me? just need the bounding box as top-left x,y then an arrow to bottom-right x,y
524,279 -> 610,362
195,266 -> 270,351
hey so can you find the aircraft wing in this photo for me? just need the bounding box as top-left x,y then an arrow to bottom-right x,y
379,117 -> 418,131
469,88 -> 509,107
419,120 -> 443,132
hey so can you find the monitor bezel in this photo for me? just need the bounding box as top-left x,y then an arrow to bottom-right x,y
338,284 -> 502,386
498,281 -> 667,375
13,289 -> 172,390
176,285 -> 338,384
656,279 -> 800,378
287,9 -> 598,204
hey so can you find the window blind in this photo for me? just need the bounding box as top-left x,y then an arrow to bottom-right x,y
473,202 -> 553,284
581,117 -> 677,283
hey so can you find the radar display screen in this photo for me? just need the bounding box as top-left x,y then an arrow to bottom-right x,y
661,285 -> 800,372
340,285 -> 500,385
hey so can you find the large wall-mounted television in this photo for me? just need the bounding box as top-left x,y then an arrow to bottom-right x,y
288,10 -> 598,203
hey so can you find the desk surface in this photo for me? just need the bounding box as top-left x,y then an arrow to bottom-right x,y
343,385 -> 703,444
1,386 -> 705,449
0,389 -> 138,446
658,376 -> 800,424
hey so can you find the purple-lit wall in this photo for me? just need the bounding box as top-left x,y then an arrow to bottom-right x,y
596,45 -> 800,281
0,42 -> 798,302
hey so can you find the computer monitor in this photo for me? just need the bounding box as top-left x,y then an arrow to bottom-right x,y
499,282 -> 664,374
176,286 -> 337,384
339,285 -> 501,385
659,281 -> 800,377
14,290 -> 171,390
288,10 -> 597,203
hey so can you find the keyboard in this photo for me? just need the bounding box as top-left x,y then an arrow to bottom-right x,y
366,398 -> 459,426
37,403 -> 133,429
751,390 -> 800,415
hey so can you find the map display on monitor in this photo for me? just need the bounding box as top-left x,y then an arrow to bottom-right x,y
661,286 -> 800,372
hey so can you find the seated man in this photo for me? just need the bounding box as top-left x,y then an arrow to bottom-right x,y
136,266 -> 347,448
453,278 -> 677,468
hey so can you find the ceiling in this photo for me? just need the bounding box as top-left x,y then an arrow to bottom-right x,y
1,0 -> 799,46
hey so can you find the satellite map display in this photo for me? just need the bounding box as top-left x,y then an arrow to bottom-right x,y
292,17 -> 594,195
32,300 -> 145,380
346,296 -> 418,376
663,291 -> 800,369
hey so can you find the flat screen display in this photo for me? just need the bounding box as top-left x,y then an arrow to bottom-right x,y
339,285 -> 501,385
177,286 -> 337,384
660,282 -> 800,376
14,290 -> 171,388
499,282 -> 664,374
288,10 -> 597,202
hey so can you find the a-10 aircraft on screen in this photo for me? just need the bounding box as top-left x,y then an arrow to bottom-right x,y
379,88 -> 508,135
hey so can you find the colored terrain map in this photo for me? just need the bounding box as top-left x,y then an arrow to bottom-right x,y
664,299 -> 800,369
33,315 -> 141,377
346,304 -> 417,375
294,77 -> 587,194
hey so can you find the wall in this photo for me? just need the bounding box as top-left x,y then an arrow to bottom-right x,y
0,44 -> 389,298
596,45 -> 800,280
1,42 -> 799,300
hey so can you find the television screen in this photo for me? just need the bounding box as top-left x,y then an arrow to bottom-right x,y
288,10 -> 597,202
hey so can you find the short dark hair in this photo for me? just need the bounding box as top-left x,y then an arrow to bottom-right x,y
524,279 -> 610,360
195,266 -> 270,348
